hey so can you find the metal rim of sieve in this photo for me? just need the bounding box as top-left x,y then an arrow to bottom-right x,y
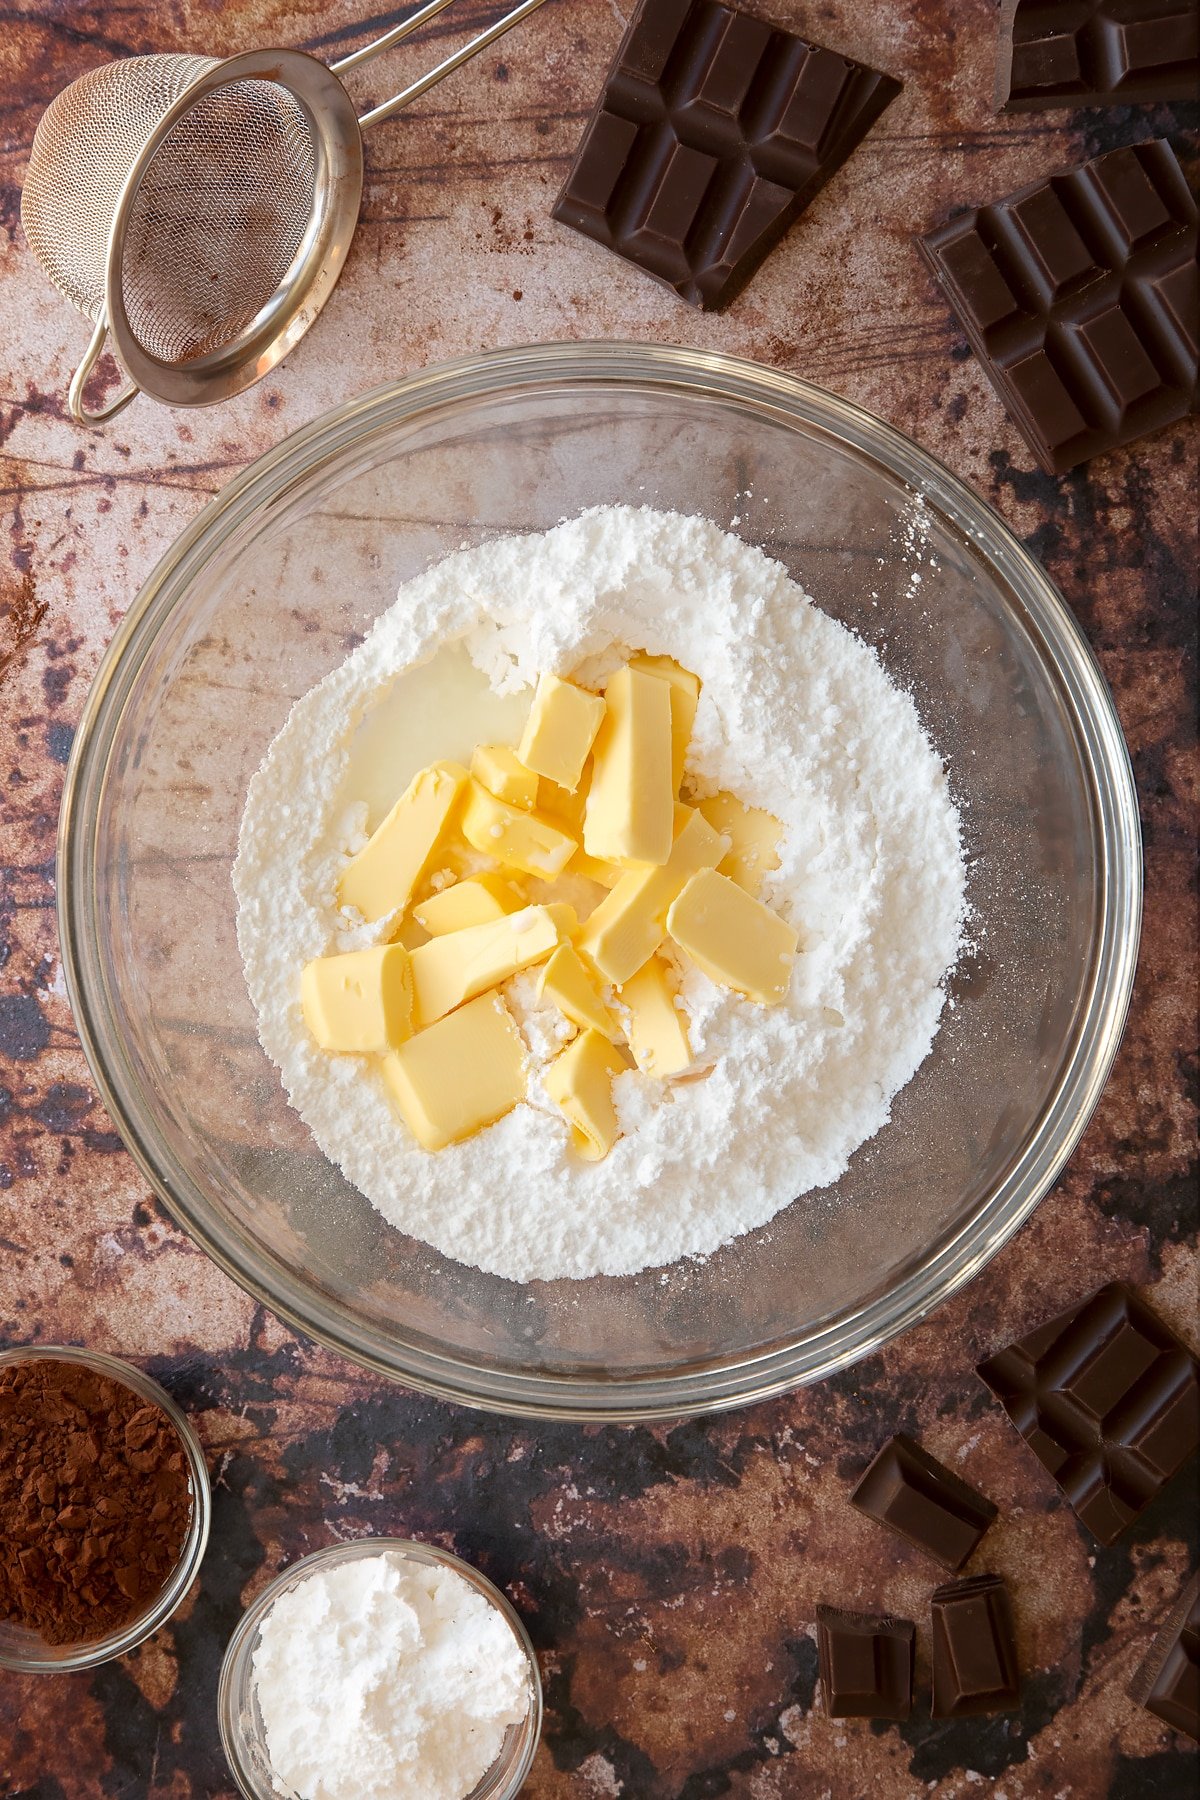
60,0 -> 552,425
72,50 -> 363,421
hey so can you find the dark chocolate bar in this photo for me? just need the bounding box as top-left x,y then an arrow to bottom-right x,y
553,0 -> 901,309
816,1604 -> 915,1720
920,138 -> 1198,475
931,1573 -> 1021,1718
1131,1575 -> 1200,1744
997,0 -> 1200,111
977,1282 -> 1200,1545
851,1433 -> 998,1571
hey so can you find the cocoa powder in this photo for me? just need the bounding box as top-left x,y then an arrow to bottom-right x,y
0,1356 -> 194,1645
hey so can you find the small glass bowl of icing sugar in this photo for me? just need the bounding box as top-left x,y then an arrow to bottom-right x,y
218,1537 -> 543,1800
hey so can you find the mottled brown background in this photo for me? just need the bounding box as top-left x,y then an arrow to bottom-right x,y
0,0 -> 1196,1794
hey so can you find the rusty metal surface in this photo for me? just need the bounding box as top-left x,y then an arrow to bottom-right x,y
0,0 -> 1196,1793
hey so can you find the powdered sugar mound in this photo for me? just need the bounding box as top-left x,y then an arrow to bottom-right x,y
250,1552 -> 530,1800
234,507 -> 965,1282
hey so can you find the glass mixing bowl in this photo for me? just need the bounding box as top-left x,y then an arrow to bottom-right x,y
58,343 -> 1140,1419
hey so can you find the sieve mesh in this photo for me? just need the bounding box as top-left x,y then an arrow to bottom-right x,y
119,79 -> 317,365
21,55 -> 218,323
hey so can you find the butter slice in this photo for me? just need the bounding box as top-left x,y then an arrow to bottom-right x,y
577,804 -> 725,985
408,903 -> 567,1027
517,674 -> 605,791
584,666 -> 674,868
337,761 -> 467,924
300,943 -> 413,1054
538,943 -> 621,1042
460,780 -> 576,879
697,792 -> 782,893
413,874 -> 523,936
538,775 -> 587,835
382,992 -> 526,1151
471,744 -> 538,811
630,654 -> 700,793
619,957 -> 691,1077
667,869 -> 797,1005
543,1029 -> 626,1161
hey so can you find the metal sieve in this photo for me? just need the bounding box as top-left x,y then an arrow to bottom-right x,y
20,0 -> 550,425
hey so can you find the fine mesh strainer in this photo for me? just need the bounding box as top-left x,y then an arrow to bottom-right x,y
21,0 -> 551,425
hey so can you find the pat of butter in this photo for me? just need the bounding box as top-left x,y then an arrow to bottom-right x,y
337,761 -> 467,924
630,654 -> 700,794
517,674 -> 605,791
413,874 -> 523,936
584,665 -> 674,868
471,744 -> 538,811
543,1029 -> 627,1161
409,903 -> 567,1027
577,804 -> 726,985
619,957 -> 691,1077
300,943 -> 413,1054
538,943 -> 622,1042
667,869 -> 798,1005
460,780 -> 577,879
381,991 -> 526,1151
538,775 -> 587,834
569,848 -> 624,887
697,792 -> 782,893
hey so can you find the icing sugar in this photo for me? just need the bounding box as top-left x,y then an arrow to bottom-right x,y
234,507 -> 965,1281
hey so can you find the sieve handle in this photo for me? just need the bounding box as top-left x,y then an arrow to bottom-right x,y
331,0 -> 554,131
69,311 -> 140,426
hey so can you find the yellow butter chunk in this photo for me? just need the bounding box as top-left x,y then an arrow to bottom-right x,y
413,874 -> 523,936
584,665 -> 674,868
337,761 -> 467,924
630,654 -> 700,793
408,904 -> 567,1027
619,957 -> 691,1077
543,1029 -> 627,1161
538,943 -> 622,1042
667,869 -> 798,1004
381,992 -> 527,1151
471,744 -> 539,811
460,780 -> 577,879
568,848 -> 624,888
538,775 -> 587,834
698,792 -> 782,893
517,674 -> 605,791
577,804 -> 726,985
300,943 -> 413,1054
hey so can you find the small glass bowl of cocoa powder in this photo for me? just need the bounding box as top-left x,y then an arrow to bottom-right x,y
0,1346 -> 211,1672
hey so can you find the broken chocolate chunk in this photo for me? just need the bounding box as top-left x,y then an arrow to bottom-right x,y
931,1573 -> 1021,1718
851,1433 -> 998,1571
553,0 -> 901,309
997,0 -> 1200,111
920,138 -> 1198,475
977,1280 -> 1200,1544
816,1604 -> 915,1719
1131,1575 -> 1200,1744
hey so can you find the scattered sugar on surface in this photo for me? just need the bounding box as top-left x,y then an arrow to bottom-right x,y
234,507 -> 966,1282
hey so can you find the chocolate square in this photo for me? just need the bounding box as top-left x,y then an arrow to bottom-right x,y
816,1604 -> 915,1720
977,1282 -> 1200,1545
851,1434 -> 998,1571
931,1574 -> 1021,1718
920,139 -> 1198,475
1131,1575 -> 1200,1744
553,0 -> 901,310
996,0 -> 1200,110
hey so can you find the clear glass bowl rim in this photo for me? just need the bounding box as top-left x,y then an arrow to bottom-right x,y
0,1344 -> 212,1671
57,340 -> 1142,1420
217,1537 -> 543,1800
